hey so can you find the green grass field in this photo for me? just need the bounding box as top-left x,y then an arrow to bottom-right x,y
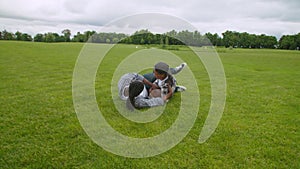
0,41 -> 299,168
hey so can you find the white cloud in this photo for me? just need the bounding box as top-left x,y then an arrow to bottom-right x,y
0,0 -> 299,38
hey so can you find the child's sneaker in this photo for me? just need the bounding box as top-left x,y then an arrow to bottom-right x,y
176,85 -> 186,92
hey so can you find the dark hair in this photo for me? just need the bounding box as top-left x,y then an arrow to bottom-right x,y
126,81 -> 144,110
155,68 -> 168,75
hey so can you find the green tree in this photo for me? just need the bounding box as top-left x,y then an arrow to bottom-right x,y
83,31 -> 96,42
62,29 -> 71,42
166,30 -> 177,37
15,31 -> 22,40
21,33 -> 32,41
2,30 -> 14,40
205,32 -> 221,46
34,33 -> 44,42
160,37 -> 164,46
177,30 -> 194,46
44,33 -> 55,42
146,33 -> 152,44
72,32 -> 84,42
134,29 -> 150,35
279,35 -> 296,50
259,34 -> 277,49
295,33 -> 300,50
112,37 -> 119,43
140,38 -> 145,44
165,36 -> 169,46
239,32 -> 250,48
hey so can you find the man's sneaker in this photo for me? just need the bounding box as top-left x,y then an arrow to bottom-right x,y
170,62 -> 187,75
176,85 -> 186,92
123,86 -> 129,98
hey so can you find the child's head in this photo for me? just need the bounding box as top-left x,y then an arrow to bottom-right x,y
149,89 -> 161,98
154,62 -> 169,80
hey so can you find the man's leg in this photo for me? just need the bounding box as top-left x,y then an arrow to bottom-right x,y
169,62 -> 187,75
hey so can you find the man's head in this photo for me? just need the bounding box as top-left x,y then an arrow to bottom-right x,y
126,81 -> 145,111
129,81 -> 144,98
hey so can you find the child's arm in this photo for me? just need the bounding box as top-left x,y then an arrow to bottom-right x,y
163,84 -> 173,101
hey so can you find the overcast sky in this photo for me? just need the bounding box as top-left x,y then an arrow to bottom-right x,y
0,0 -> 299,39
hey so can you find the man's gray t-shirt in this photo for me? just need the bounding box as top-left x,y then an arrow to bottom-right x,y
134,96 -> 164,108
118,73 -> 145,100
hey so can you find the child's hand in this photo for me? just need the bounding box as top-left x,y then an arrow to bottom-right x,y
152,83 -> 158,89
150,84 -> 158,92
162,95 -> 169,102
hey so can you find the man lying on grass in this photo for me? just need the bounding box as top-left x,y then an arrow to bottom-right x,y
118,62 -> 187,110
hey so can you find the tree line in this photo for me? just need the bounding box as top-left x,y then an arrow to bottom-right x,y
0,29 -> 299,50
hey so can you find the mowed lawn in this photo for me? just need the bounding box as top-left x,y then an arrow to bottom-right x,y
0,41 -> 299,168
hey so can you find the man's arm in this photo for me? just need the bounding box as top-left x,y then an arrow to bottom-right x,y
135,73 -> 158,89
143,78 -> 158,89
135,96 -> 165,108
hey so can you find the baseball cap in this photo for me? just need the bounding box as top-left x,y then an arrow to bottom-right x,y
154,62 -> 169,73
